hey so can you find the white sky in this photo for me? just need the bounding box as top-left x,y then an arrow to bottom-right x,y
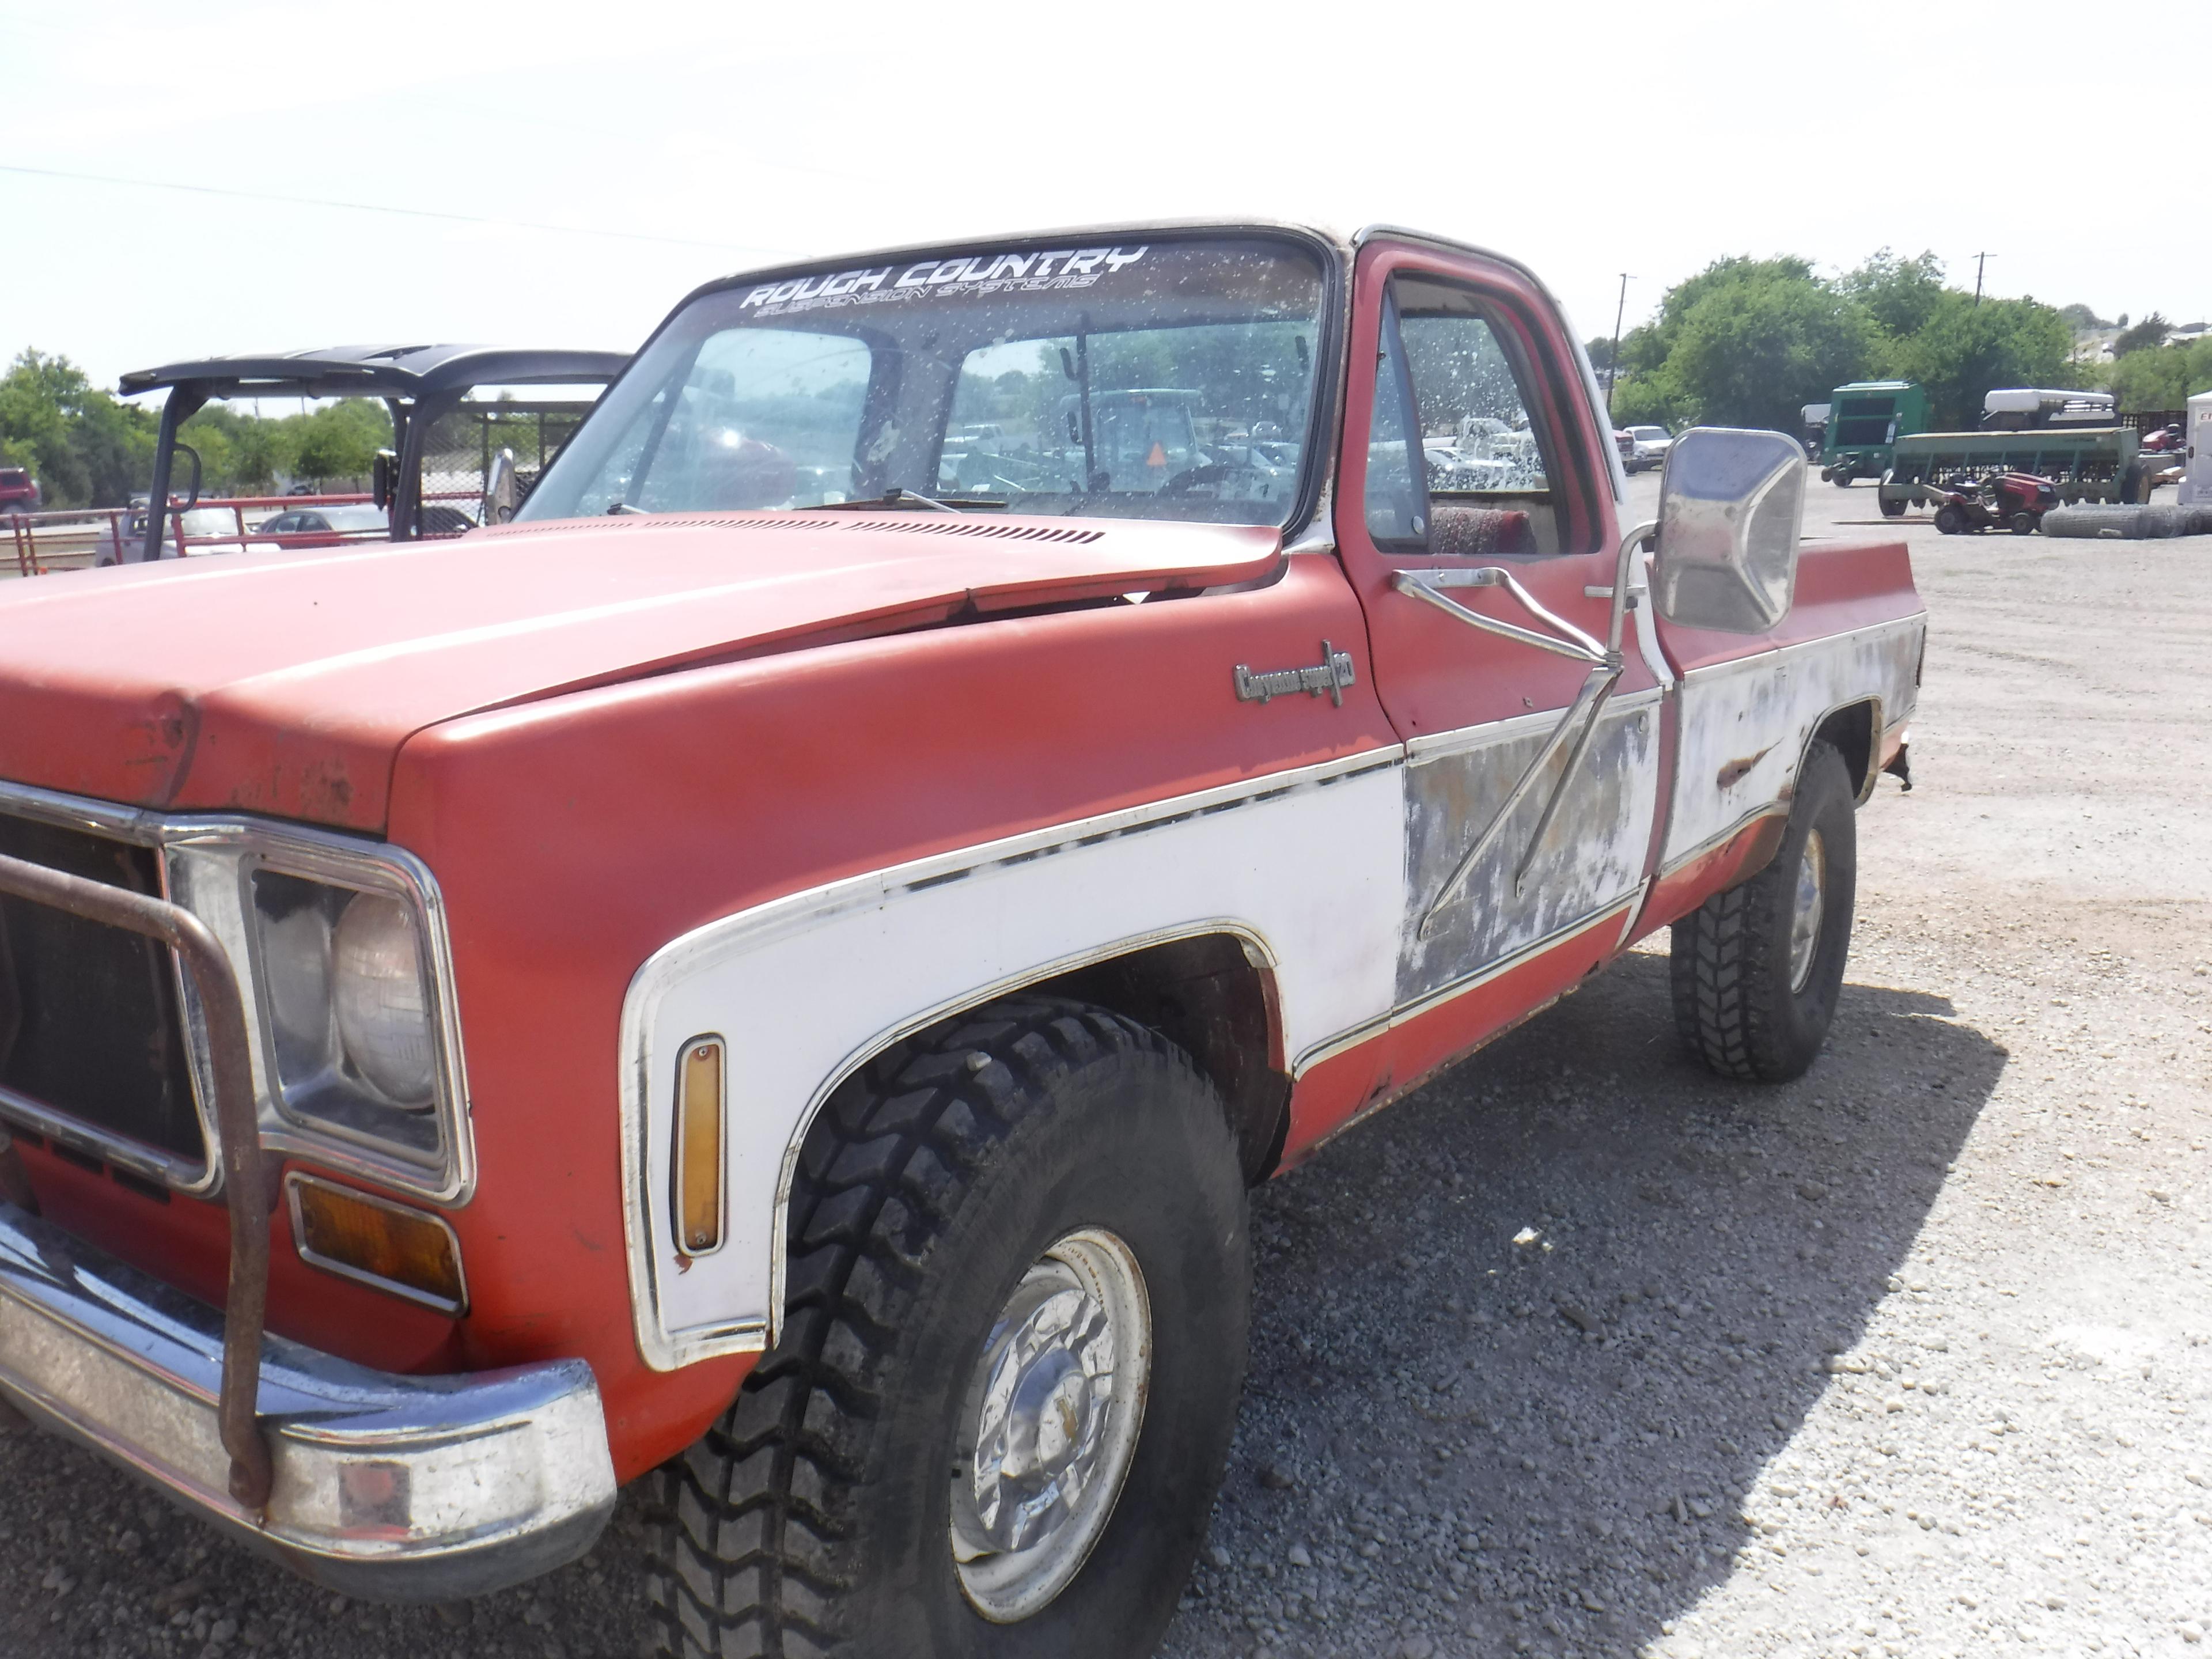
2,0 -> 2200,396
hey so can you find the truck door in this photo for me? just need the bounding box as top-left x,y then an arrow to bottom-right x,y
1333,237 -> 1666,1070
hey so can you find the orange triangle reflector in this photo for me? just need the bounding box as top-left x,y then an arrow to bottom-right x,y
1146,441 -> 1167,468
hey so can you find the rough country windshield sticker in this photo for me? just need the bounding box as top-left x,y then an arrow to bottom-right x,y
519,234 -> 1328,531
740,246 -> 1152,318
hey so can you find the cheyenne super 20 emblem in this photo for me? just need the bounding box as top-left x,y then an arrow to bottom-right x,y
1234,642 -> 1357,708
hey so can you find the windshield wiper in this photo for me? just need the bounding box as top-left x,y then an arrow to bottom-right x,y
606,501 -> 649,516
791,488 -> 1005,514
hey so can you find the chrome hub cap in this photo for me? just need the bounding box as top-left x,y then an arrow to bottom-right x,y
950,1228 -> 1150,1623
1788,828 -> 1827,994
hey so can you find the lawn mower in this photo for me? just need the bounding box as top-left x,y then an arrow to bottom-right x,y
1922,471 -> 2061,535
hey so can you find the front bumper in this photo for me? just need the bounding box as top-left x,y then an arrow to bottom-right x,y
0,1199 -> 616,1601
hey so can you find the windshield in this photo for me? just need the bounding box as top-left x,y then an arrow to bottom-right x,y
1631,427 -> 1669,441
520,236 -> 1328,528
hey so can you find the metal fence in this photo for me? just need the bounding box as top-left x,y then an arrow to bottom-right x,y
5,494 -> 392,577
419,402 -> 595,532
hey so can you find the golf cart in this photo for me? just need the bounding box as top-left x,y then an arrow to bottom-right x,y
114,344 -> 630,563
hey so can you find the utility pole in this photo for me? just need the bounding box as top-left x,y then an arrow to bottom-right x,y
1607,273 -> 1632,413
1972,252 -> 1994,306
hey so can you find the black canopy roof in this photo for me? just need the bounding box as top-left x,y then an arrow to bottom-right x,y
118,343 -> 630,401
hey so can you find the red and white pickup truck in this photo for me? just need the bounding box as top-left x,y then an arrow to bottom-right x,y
0,224 -> 1922,1658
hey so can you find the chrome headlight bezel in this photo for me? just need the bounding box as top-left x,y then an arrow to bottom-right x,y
164,821 -> 475,1206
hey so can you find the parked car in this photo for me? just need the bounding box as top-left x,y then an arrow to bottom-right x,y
0,465 -> 40,516
255,504 -> 393,546
0,222 -> 1924,1659
1622,423 -> 1674,472
1614,426 -> 1637,467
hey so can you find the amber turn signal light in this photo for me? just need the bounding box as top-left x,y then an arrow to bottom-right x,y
674,1036 -> 725,1256
286,1173 -> 468,1315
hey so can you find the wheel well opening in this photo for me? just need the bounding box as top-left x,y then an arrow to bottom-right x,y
1813,700 -> 1876,802
1030,933 -> 1289,1185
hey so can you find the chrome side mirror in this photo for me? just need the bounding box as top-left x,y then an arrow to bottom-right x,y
483,448 -> 520,525
1652,427 -> 1806,633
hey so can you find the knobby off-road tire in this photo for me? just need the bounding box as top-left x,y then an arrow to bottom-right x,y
645,996 -> 1251,1659
1670,739 -> 1858,1082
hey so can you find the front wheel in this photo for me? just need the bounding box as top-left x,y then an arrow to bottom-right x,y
1670,739 -> 1858,1082
1933,503 -> 1962,535
2010,511 -> 2036,536
646,997 -> 1251,1659
1880,495 -> 1906,518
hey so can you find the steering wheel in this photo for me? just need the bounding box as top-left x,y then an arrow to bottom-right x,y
1160,463 -> 1235,497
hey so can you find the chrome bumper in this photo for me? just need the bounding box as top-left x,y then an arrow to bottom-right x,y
0,1200 -> 616,1601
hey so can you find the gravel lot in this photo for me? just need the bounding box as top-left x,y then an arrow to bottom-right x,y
6,473 -> 2211,1658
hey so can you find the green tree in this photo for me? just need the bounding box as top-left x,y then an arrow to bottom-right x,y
1839,249 -> 1946,339
2058,302 -> 2109,331
0,350 -> 157,507
1885,294 -> 2074,428
290,400 -> 392,486
2108,338 -> 2212,411
181,404 -> 297,494
2112,312 -> 2171,355
1660,273 -> 1873,431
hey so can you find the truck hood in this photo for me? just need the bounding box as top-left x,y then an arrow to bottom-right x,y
0,512 -> 1282,832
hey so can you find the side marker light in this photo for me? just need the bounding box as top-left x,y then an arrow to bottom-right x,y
675,1036 -> 725,1256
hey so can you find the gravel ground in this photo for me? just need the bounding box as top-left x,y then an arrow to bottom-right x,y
6,474 -> 2211,1658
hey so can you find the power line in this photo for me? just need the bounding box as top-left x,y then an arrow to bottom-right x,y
0,162 -> 797,257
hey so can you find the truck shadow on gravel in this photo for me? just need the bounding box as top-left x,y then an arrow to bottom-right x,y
1162,949 -> 2008,1659
1,952 -> 2003,1659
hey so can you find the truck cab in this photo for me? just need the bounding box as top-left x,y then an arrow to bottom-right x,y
0,222 -> 1923,1659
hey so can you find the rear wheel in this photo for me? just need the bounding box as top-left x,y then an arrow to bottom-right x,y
646,996 -> 1251,1659
1671,740 -> 1858,1082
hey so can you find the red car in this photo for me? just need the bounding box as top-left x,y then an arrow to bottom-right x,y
0,465 -> 40,517
0,222 -> 1925,1658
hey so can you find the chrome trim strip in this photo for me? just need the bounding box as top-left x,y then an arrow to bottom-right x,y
1615,878 -> 1653,950
0,774 -> 478,1208
1657,804 -> 1789,883
0,1199 -> 612,1601
284,1173 -> 469,1317
1290,893 -> 1639,1077
1673,612 -> 1927,690
1404,685 -> 1662,766
618,749 -> 1393,1372
761,918 -> 1283,1353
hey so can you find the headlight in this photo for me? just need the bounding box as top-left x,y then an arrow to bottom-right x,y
248,869 -> 446,1161
332,895 -> 437,1105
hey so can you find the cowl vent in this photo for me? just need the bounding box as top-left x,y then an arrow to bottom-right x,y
483,512 -> 1103,543
852,518 -> 1104,544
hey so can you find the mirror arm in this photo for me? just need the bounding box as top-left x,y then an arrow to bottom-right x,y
1415,660 -> 1620,938
1602,519 -> 1658,655
1392,567 -> 1609,666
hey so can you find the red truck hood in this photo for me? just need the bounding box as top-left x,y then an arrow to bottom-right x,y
0,512 -> 1282,832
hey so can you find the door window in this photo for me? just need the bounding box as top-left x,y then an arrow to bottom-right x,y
1387,275 -> 1569,556
1363,297 -> 1426,544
